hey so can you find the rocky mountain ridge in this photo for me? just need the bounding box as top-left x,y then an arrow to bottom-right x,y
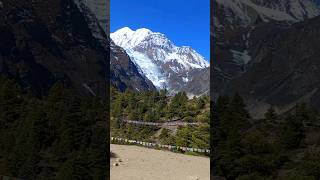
111,27 -> 210,96
0,0 -> 108,96
212,0 -> 320,117
83,0 -> 155,92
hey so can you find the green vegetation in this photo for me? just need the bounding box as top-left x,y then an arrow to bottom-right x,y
0,76 -> 107,179
212,95 -> 320,179
110,87 -> 210,152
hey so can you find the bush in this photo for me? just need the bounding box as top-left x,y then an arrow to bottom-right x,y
300,147 -> 320,179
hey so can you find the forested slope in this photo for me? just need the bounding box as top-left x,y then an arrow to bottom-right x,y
110,87 -> 210,154
212,94 -> 320,179
0,76 -> 107,179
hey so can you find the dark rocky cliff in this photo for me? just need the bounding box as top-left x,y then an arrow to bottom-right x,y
0,0 -> 108,96
225,16 -> 320,117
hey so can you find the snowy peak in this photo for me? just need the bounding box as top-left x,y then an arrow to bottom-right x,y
114,27 -> 134,35
111,27 -> 208,68
111,27 -> 177,56
174,46 -> 209,69
138,33 -> 175,51
111,27 -> 153,49
111,27 -> 209,94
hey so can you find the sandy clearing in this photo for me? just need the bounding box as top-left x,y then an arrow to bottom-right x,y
110,144 -> 210,180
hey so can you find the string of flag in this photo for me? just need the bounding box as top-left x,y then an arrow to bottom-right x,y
111,137 -> 210,154
123,120 -> 201,126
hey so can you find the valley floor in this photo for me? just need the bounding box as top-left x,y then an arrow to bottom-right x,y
110,144 -> 210,180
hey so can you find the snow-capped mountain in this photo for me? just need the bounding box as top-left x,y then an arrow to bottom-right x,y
213,0 -> 320,56
110,40 -> 157,92
72,0 -> 155,92
111,27 -> 209,95
212,0 -> 320,85
212,0 -> 320,117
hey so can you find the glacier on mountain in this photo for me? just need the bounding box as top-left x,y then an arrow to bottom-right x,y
125,49 -> 167,88
111,27 -> 209,90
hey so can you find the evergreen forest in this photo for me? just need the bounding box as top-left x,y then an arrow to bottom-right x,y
212,94 -> 320,180
0,76 -> 108,179
110,87 -> 210,154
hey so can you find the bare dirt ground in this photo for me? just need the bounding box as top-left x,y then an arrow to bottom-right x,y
110,144 -> 210,180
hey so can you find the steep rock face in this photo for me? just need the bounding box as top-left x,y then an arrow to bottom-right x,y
211,0 -> 320,101
83,2 -> 155,92
225,16 -> 320,117
212,0 -> 320,68
84,0 -> 109,34
214,0 -> 320,27
0,0 -> 108,96
111,27 -> 209,95
182,67 -> 210,97
211,0 -> 320,118
110,40 -> 156,91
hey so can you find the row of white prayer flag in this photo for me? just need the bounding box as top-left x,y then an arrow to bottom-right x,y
123,120 -> 200,126
111,137 -> 210,154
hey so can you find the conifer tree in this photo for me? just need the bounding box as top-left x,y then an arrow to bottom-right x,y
0,77 -> 23,129
264,106 -> 278,123
176,126 -> 192,147
300,147 -> 320,179
58,96 -> 82,155
281,114 -> 305,149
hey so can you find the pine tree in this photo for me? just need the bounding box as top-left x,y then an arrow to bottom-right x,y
295,103 -> 312,125
169,91 -> 188,118
196,96 -> 206,109
211,96 -> 229,145
89,125 -> 108,180
176,126 -> 192,147
212,94 -> 251,178
0,77 -> 23,129
300,147 -> 320,179
264,106 -> 278,123
191,126 -> 209,149
11,101 -> 44,178
143,110 -> 152,122
58,96 -> 82,156
111,97 -> 122,129
280,114 -> 305,149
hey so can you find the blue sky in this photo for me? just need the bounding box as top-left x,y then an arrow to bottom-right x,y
110,0 -> 210,61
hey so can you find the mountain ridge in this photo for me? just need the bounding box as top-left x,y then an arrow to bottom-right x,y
82,1 -> 155,92
212,0 -> 320,117
111,27 -> 209,96
0,0 -> 108,96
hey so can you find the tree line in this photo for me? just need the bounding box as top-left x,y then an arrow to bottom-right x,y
212,94 -> 320,180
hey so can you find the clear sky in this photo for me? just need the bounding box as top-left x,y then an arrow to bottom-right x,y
110,0 -> 210,61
